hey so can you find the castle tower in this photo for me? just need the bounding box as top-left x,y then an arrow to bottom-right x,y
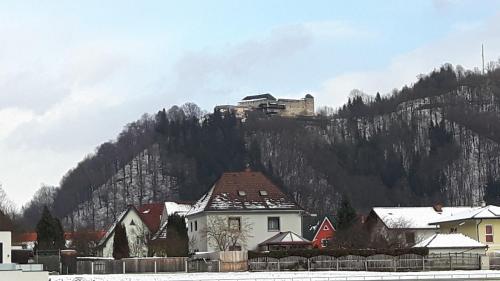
304,94 -> 314,116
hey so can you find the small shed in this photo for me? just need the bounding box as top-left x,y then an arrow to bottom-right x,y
258,231 -> 311,251
413,233 -> 487,255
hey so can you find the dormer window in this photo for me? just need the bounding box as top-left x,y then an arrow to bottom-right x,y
130,220 -> 136,226
238,191 -> 246,196
259,190 -> 268,196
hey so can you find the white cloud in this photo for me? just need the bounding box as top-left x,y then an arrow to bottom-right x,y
314,12 -> 500,108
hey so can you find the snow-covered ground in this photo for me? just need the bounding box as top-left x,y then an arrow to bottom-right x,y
48,270 -> 500,281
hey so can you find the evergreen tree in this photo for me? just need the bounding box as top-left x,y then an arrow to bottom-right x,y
164,214 -> 189,256
335,196 -> 357,230
36,206 -> 65,251
112,223 -> 130,259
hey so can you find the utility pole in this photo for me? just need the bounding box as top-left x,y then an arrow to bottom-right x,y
482,44 -> 485,74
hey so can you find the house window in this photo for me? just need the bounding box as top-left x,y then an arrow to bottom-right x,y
130,220 -> 136,226
259,190 -> 268,196
238,191 -> 246,196
229,217 -> 241,230
190,222 -> 193,232
486,225 -> 494,243
195,220 -> 198,231
450,227 -> 458,233
405,232 -> 415,245
321,238 -> 329,248
268,217 -> 280,231
323,225 -> 329,230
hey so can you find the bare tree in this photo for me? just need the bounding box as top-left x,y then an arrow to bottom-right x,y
202,216 -> 253,251
0,184 -> 17,217
181,102 -> 202,119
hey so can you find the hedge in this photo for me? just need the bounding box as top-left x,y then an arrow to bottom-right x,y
248,248 -> 429,259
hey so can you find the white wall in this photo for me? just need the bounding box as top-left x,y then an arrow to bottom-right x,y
0,231 -> 12,263
0,270 -> 48,281
101,210 -> 150,257
187,211 -> 303,252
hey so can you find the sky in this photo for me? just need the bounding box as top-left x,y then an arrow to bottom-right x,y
1,0 -> 500,207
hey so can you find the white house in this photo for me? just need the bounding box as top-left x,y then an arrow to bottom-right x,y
98,201 -> 192,257
414,233 -> 487,255
186,169 -> 305,253
366,205 -> 474,246
98,205 -> 151,257
0,231 -> 12,263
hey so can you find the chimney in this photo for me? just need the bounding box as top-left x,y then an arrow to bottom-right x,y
433,203 -> 443,213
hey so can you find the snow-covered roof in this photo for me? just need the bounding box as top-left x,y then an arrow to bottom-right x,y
430,205 -> 500,225
372,207 -> 475,229
186,170 -> 302,216
259,231 -> 311,246
414,233 -> 486,249
164,201 -> 192,217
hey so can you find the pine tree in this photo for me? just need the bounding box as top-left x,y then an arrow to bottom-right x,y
335,195 -> 357,230
36,206 -> 65,251
112,223 -> 130,259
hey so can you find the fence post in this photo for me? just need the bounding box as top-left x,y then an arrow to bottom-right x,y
154,260 -> 157,273
278,259 -> 281,271
336,258 -> 339,271
185,259 -> 188,273
307,258 -> 310,271
123,260 -> 126,274
218,260 -> 221,272
91,262 -> 94,275
364,259 -> 368,271
450,253 -> 453,270
422,256 -> 425,271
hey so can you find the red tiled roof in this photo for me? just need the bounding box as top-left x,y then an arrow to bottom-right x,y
137,203 -> 164,233
14,232 -> 37,242
64,231 -> 106,241
15,231 -> 107,243
188,169 -> 302,215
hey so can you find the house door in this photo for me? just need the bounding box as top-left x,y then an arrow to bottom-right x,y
0,242 -> 3,263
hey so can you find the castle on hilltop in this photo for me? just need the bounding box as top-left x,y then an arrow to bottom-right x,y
215,93 -> 314,118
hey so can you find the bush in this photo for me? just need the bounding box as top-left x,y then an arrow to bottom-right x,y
248,248 -> 428,259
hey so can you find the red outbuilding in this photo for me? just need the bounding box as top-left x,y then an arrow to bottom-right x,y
312,217 -> 336,248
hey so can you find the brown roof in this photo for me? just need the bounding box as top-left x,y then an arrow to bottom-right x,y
187,170 -> 302,215
137,203 -> 164,233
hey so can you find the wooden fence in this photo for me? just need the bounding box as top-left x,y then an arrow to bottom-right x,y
489,252 -> 500,270
219,251 -> 248,272
248,253 -> 481,272
76,257 -> 187,274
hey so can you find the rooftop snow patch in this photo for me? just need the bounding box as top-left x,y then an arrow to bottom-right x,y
373,207 -> 475,229
430,205 -> 500,224
414,233 -> 486,249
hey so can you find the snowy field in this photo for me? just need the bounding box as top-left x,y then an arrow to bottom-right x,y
48,270 -> 500,281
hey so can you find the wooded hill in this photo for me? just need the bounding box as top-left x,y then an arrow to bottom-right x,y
21,63 -> 500,231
